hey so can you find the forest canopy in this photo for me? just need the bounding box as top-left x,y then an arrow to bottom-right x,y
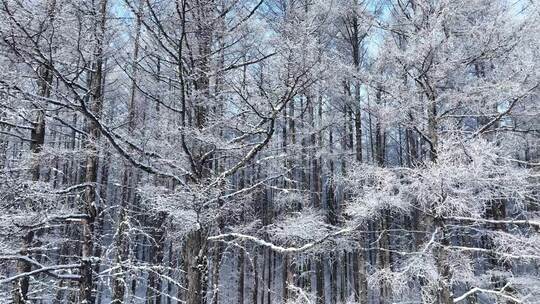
0,0 -> 539,303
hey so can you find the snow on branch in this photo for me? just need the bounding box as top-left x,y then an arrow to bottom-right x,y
0,255 -> 80,283
208,225 -> 358,253
448,216 -> 540,229
453,283 -> 522,303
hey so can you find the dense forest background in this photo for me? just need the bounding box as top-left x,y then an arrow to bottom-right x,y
1,0 -> 539,303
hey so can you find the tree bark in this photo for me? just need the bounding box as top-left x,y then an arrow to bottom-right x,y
183,229 -> 209,304
311,255 -> 322,304
13,48 -> 53,303
238,249 -> 245,304
81,1 -> 108,302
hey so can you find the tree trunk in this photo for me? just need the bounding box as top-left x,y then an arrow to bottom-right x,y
425,86 -> 452,303
315,255 -> 324,304
434,219 -> 453,304
183,229 -> 209,304
357,249 -> 368,304
13,49 -> 53,303
378,212 -> 392,303
266,249 -> 272,304
81,1 -> 108,302
253,250 -> 259,304
112,5 -> 141,301
238,249 -> 245,304
147,212 -> 167,304
13,231 -> 35,304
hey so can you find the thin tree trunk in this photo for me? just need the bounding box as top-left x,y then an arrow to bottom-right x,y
112,4 -> 142,301
425,86 -> 452,303
238,249 -> 245,304
13,47 -> 53,303
331,255 -> 338,304
81,1 -> 108,302
253,249 -> 259,304
266,249 -> 272,304
315,255 -> 324,304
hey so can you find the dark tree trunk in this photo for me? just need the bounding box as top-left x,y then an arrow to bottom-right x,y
315,255 -> 324,304
238,249 -> 245,304
81,0 -> 108,301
